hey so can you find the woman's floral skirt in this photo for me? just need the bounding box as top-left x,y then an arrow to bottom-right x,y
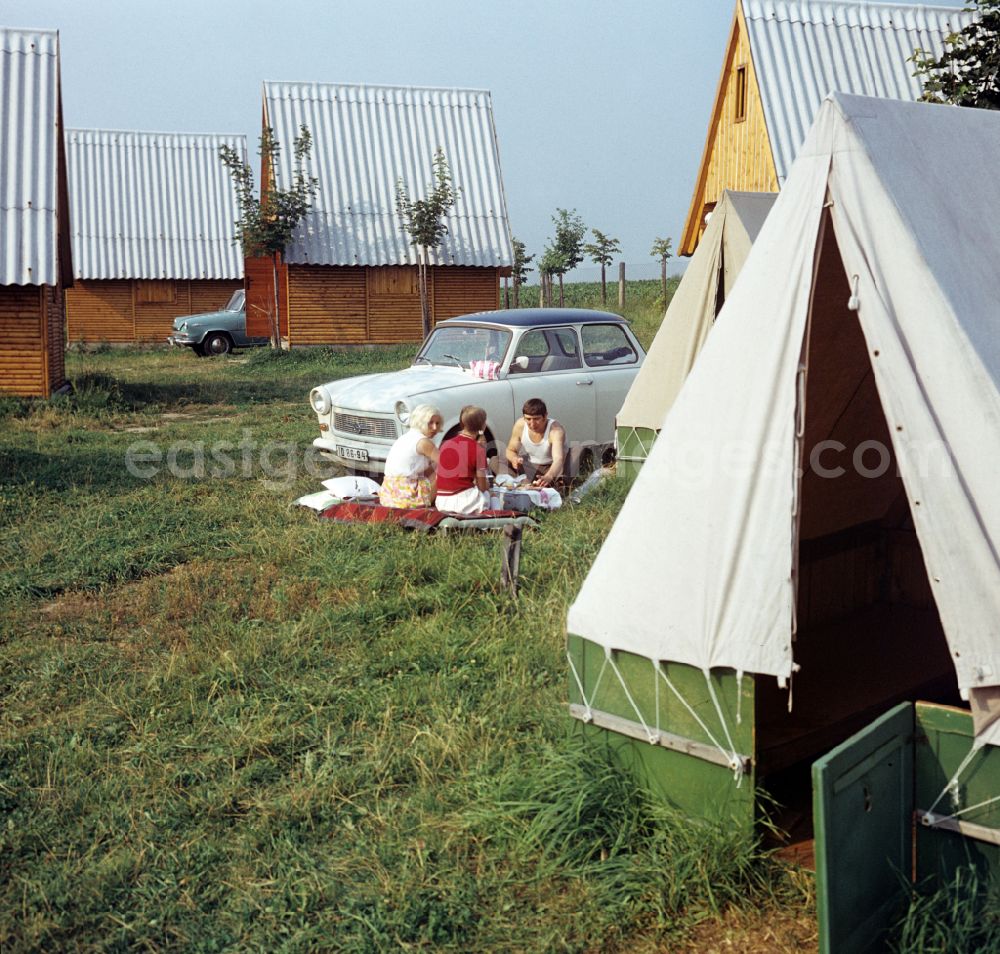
379,475 -> 434,509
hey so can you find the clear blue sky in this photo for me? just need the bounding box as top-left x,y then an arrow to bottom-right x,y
3,0 -> 961,281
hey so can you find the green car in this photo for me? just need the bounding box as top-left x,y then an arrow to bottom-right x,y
166,290 -> 268,356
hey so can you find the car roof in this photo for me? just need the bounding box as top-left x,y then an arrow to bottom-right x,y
437,308 -> 627,329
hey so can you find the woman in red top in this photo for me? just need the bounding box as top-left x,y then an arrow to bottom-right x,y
435,405 -> 489,514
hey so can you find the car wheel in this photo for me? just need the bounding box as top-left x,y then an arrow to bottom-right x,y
567,445 -> 596,485
191,343 -> 207,357
202,332 -> 233,356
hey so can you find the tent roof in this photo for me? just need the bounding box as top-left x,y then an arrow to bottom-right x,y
570,93 -> 1000,746
724,191 -> 774,243
618,189 -> 776,432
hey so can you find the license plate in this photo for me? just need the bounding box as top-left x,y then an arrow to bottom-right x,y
336,445 -> 369,462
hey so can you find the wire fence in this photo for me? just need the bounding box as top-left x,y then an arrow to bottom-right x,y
554,262 -> 684,283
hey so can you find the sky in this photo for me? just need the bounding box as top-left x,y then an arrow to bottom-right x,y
3,0 -> 962,281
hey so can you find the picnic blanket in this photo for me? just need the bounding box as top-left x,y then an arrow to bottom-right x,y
318,501 -> 538,533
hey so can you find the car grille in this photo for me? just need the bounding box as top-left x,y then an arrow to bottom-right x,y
334,412 -> 397,439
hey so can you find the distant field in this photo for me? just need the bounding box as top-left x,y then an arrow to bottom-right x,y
507,277 -> 679,350
0,337 -> 818,951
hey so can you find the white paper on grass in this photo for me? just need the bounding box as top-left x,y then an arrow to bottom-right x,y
295,490 -> 341,511
321,475 -> 381,498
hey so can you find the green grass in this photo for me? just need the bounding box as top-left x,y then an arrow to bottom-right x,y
891,865 -> 1000,953
0,327 -> 807,951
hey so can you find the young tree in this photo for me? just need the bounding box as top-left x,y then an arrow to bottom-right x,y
912,1 -> 1000,110
219,125 -> 318,347
583,228 -> 621,305
547,208 -> 586,307
511,237 -> 534,308
650,236 -> 673,302
395,148 -> 461,337
538,246 -> 563,307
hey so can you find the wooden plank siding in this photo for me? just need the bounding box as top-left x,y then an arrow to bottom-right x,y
680,3 -> 778,255
45,285 -> 66,393
245,255 -> 288,340
65,279 -> 242,344
66,280 -> 133,342
0,286 -> 47,397
367,266 -> 424,344
432,266 -> 499,321
284,265 -> 499,346
288,265 -> 367,344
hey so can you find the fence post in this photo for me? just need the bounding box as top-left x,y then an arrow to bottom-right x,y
618,262 -> 626,309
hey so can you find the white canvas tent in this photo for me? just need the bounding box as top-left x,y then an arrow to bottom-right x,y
617,190 -> 776,473
569,93 -> 1000,752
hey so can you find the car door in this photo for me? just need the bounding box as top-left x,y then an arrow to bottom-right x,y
506,327 -> 596,448
579,323 -> 643,444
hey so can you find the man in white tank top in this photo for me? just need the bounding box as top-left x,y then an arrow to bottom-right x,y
504,397 -> 566,488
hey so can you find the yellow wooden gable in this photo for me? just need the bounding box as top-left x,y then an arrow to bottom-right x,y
680,1 -> 778,256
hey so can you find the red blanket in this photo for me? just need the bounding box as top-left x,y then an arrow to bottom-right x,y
318,502 -> 524,532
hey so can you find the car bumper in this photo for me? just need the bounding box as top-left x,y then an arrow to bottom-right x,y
167,334 -> 196,347
312,436 -> 389,474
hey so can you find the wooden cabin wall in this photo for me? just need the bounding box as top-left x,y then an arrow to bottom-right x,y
285,265 -> 500,346
66,279 -> 242,344
66,280 -> 133,342
45,285 -> 66,392
245,256 -> 288,340
0,285 -> 54,397
287,265 -> 367,345
681,6 -> 779,255
432,266 -> 499,320
367,266 -> 424,344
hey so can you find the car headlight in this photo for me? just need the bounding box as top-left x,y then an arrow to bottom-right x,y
310,386 -> 333,415
395,400 -> 410,425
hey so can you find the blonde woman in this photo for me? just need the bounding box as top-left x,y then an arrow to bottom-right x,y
379,405 -> 442,509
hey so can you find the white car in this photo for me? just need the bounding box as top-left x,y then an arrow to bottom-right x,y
309,309 -> 646,474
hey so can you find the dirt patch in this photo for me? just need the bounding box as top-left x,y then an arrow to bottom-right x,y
160,406 -> 239,421
675,903 -> 817,953
39,559 -> 328,634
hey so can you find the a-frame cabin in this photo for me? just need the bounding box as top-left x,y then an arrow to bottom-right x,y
680,0 -> 972,256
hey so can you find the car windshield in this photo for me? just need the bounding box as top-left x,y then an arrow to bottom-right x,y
415,325 -> 511,368
224,290 -> 245,312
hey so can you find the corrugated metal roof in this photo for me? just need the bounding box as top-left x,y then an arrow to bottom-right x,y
1,27 -> 60,286
65,129 -> 247,280
744,0 -> 974,182
263,81 -> 514,268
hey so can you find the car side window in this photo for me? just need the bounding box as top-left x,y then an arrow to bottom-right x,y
510,330 -> 548,373
581,324 -> 639,367
511,327 -> 582,374
541,328 -> 581,372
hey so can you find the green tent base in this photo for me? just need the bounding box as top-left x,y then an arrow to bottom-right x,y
614,425 -> 659,482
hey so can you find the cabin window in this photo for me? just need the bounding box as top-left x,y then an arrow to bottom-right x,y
136,280 -> 176,304
734,64 -> 748,123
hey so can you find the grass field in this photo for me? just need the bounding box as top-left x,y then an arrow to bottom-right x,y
0,289 -> 821,951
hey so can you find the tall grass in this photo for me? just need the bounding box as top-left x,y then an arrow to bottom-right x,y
0,338 -> 804,951
891,865 -> 1000,953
